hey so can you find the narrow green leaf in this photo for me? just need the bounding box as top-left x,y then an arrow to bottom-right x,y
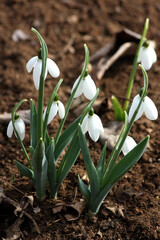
46,138 -> 57,198
78,175 -> 90,204
111,95 -> 124,121
54,116 -> 81,161
15,160 -> 34,181
32,138 -> 48,201
55,132 -> 80,195
104,136 -> 149,187
29,146 -> 34,157
96,142 -> 107,179
30,99 -> 37,149
78,125 -> 100,205
91,136 -> 149,214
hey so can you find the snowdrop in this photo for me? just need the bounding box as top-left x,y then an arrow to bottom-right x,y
81,108 -> 104,142
43,95 -> 65,124
7,116 -> 25,141
71,73 -> 96,100
26,49 -> 60,90
121,136 -> 137,155
128,94 -> 158,122
138,42 -> 157,71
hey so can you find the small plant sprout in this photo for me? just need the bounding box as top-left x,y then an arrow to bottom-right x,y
128,93 -> 158,122
71,72 -> 97,100
121,136 -> 137,155
7,28 -> 99,201
81,108 -> 104,142
78,65 -> 150,216
7,114 -> 25,141
43,94 -> 65,124
138,41 -> 157,71
26,48 -> 60,90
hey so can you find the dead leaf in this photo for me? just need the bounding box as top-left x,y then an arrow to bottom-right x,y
52,200 -> 85,221
100,121 -> 124,150
0,192 -> 40,237
106,205 -> 124,218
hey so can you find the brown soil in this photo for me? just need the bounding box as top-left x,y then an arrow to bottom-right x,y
0,0 -> 160,239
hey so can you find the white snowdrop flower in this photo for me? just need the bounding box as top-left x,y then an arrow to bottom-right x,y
43,96 -> 65,124
26,49 -> 60,90
7,117 -> 25,141
128,94 -> 158,122
138,43 -> 157,71
121,136 -> 137,156
71,74 -> 96,100
81,108 -> 104,142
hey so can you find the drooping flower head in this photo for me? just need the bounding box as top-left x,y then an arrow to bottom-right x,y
138,41 -> 157,71
26,48 -> 60,90
71,71 -> 96,100
81,108 -> 104,142
43,94 -> 65,125
121,136 -> 137,155
7,114 -> 25,141
128,92 -> 158,122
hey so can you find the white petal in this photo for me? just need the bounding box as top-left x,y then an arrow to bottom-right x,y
71,76 -> 83,98
7,120 -> 14,138
148,46 -> 157,63
81,115 -> 89,134
144,96 -> 158,120
122,136 -> 137,155
26,56 -> 38,73
138,46 -> 156,71
128,95 -> 144,122
47,58 -> 60,78
58,101 -> 65,119
47,102 -> 58,124
88,115 -> 101,142
92,114 -> 104,133
14,118 -> 25,141
83,75 -> 97,100
33,60 -> 42,90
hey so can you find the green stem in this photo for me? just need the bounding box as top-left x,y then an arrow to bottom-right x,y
123,18 -> 149,111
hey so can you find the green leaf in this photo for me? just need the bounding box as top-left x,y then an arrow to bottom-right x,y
30,99 -> 37,150
15,160 -> 34,181
91,136 -> 149,214
78,175 -> 90,204
78,125 -> 100,205
105,135 -> 149,186
46,138 -> 57,198
111,96 -> 124,121
55,132 -> 81,195
29,146 -> 34,157
96,142 -> 107,179
32,138 -> 48,201
54,116 -> 81,161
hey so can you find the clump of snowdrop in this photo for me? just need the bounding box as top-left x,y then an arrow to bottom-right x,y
43,94 -> 65,124
121,136 -> 137,155
138,41 -> 157,71
26,48 -> 60,90
71,72 -> 96,100
81,108 -> 104,142
128,93 -> 158,122
7,114 -> 25,141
